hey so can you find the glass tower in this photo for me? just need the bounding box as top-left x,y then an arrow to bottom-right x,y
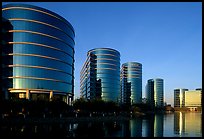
120,62 -> 142,105
80,48 -> 120,102
154,78 -> 164,107
146,78 -> 164,108
146,79 -> 154,107
2,4 -> 75,104
174,88 -> 188,108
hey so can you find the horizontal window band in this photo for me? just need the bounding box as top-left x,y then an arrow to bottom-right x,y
94,54 -> 120,57
121,76 -> 142,79
94,63 -> 118,66
8,88 -> 73,94
9,18 -> 75,42
95,58 -> 119,62
8,64 -> 74,77
8,53 -> 74,67
88,48 -> 120,54
121,69 -> 142,71
122,67 -> 142,69
95,68 -> 117,70
8,30 -> 75,50
121,74 -> 142,76
2,6 -> 75,35
8,42 -> 74,58
8,76 -> 72,84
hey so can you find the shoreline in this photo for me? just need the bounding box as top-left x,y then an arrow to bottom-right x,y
0,116 -> 135,124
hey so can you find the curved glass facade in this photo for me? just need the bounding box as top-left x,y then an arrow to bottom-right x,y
2,4 -> 75,103
146,79 -> 154,107
121,62 -> 142,104
80,48 -> 120,102
154,78 -> 164,107
146,78 -> 164,107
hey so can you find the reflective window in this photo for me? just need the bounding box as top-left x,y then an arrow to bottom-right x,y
90,49 -> 120,57
96,64 -> 120,69
96,70 -> 120,75
99,78 -> 120,83
95,59 -> 119,65
13,78 -> 72,93
11,20 -> 74,46
13,67 -> 73,83
13,55 -> 73,73
95,55 -> 120,60
2,8 -> 75,38
13,32 -> 74,52
13,44 -> 73,62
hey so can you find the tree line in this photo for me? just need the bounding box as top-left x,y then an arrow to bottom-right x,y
0,98 -> 163,118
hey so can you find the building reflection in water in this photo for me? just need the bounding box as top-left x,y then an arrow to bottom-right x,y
174,112 -> 202,137
144,114 -> 164,137
1,112 -> 202,137
121,120 -> 131,137
174,112 -> 185,136
130,118 -> 142,137
154,114 -> 164,137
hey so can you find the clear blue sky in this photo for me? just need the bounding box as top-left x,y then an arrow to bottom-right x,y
2,2 -> 202,105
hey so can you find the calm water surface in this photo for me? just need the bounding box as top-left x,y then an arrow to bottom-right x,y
0,112 -> 202,137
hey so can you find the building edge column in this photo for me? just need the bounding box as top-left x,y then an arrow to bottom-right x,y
26,89 -> 30,100
50,91 -> 53,101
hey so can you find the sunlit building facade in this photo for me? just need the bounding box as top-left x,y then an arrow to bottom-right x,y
80,48 -> 120,102
174,88 -> 188,108
185,89 -> 202,111
146,78 -> 164,108
120,62 -> 142,105
2,4 -> 75,104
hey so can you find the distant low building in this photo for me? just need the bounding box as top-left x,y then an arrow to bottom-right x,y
174,88 -> 188,108
174,88 -> 202,111
185,89 -> 202,111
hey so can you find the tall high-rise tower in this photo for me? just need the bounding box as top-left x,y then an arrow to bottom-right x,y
146,78 -> 164,107
120,62 -> 142,105
80,48 -> 120,102
2,4 -> 75,104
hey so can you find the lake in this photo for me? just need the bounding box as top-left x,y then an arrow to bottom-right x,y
0,112 -> 202,137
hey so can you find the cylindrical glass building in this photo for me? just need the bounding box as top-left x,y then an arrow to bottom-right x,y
80,48 -> 120,102
2,4 -> 75,103
154,78 -> 164,107
121,62 -> 142,104
146,78 -> 164,108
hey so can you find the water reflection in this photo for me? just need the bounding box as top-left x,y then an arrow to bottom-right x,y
143,114 -> 164,137
174,112 -> 202,137
174,112 -> 185,136
0,112 -> 202,137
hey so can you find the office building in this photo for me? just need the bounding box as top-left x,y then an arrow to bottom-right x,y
185,89 -> 202,111
146,78 -> 164,108
80,48 -> 120,102
146,79 -> 154,107
2,4 -> 75,104
174,88 -> 188,108
120,62 -> 142,105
